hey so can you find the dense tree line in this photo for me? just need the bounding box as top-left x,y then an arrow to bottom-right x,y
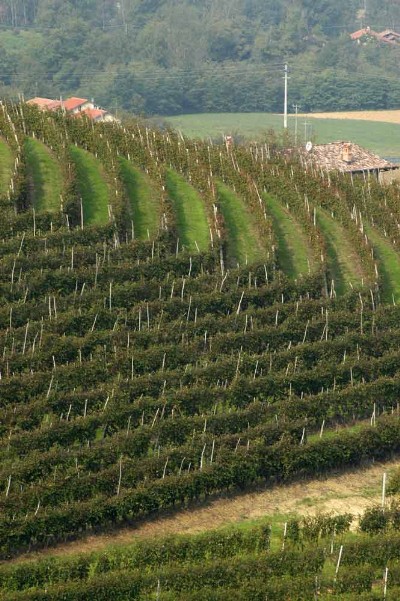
0,0 -> 399,115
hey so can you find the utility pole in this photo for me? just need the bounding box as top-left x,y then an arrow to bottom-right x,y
283,63 -> 288,129
304,120 -> 310,143
293,103 -> 301,145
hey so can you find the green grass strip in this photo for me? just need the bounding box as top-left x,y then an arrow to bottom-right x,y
316,208 -> 364,296
69,146 -> 110,226
119,158 -> 160,240
366,226 -> 400,304
0,138 -> 13,195
263,193 -> 315,279
24,138 -> 63,212
217,182 -> 267,267
166,169 -> 209,253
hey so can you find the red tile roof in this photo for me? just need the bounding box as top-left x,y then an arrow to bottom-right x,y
82,108 -> 107,120
47,100 -> 62,111
27,97 -> 56,109
62,97 -> 89,111
350,27 -> 400,44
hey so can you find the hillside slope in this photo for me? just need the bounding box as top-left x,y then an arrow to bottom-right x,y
1,105 -> 400,601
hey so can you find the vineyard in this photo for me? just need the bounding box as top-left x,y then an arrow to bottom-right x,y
2,102 -> 400,598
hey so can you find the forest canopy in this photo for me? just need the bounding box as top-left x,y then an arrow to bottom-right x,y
0,0 -> 400,115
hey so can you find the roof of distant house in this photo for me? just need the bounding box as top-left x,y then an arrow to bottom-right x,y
350,26 -> 400,44
82,108 -> 107,120
301,141 -> 398,173
27,98 -> 63,111
47,100 -> 62,110
62,97 -> 90,111
377,29 -> 400,43
350,27 -> 377,40
27,97 -> 56,108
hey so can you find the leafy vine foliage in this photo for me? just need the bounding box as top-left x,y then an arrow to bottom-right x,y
0,103 -> 400,599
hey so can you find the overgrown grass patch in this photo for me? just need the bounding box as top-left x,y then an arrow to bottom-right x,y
0,138 -> 13,195
366,226 -> 400,304
263,193 -> 315,278
316,208 -> 364,295
24,137 -> 63,212
166,169 -> 209,253
69,146 -> 110,226
217,182 -> 267,267
119,158 -> 160,239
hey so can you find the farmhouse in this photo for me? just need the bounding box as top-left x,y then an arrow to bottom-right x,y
377,29 -> 400,44
350,26 -> 400,45
27,97 -> 62,111
27,96 -> 117,122
62,97 -> 94,114
301,141 -> 399,182
77,108 -> 117,123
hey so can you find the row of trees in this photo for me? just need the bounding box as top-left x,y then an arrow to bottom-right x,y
0,0 -> 400,113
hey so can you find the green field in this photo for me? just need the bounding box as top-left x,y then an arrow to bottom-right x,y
70,146 -> 110,226
166,169 -> 210,252
119,158 -> 160,239
24,137 -> 64,212
166,113 -> 400,158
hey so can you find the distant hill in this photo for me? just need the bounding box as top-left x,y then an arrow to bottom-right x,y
1,0 -> 400,114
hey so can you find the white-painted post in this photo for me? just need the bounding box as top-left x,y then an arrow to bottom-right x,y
117,455 -> 123,495
282,522 -> 287,551
382,472 -> 387,510
383,567 -> 389,600
200,443 -> 207,470
334,545 -> 344,584
283,63 -> 288,129
80,198 -> 84,230
5,475 -> 11,497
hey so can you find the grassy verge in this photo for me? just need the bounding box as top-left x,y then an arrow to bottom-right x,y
165,169 -> 210,252
164,113 -> 400,157
24,138 -> 63,212
0,138 -> 13,195
263,193 -> 315,278
119,158 -> 160,239
366,226 -> 400,304
69,146 -> 110,226
217,182 -> 267,267
316,208 -> 364,295
4,439 -> 399,566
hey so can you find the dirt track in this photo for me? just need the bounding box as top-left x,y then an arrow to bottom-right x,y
299,110 -> 400,124
8,458 -> 400,564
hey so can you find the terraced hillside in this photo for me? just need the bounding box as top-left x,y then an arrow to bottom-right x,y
3,103 -> 400,598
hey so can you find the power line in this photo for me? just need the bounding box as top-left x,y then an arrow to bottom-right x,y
0,21 -> 399,32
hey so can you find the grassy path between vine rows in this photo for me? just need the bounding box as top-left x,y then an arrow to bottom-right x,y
0,138 -> 13,194
165,170 -> 210,253
366,226 -> 400,304
69,146 -> 110,226
24,138 -> 64,212
8,457 -> 400,565
217,182 -> 267,267
119,158 -> 160,240
316,208 -> 365,296
263,193 -> 315,279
